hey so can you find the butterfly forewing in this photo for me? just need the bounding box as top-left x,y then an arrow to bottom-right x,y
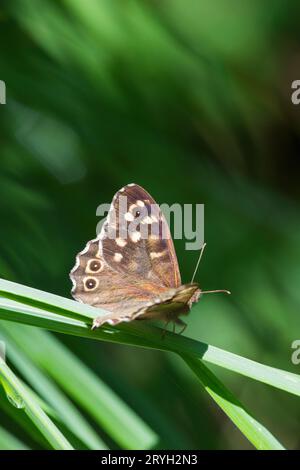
100,184 -> 181,288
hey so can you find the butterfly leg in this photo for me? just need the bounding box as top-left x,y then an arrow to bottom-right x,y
161,320 -> 171,340
175,318 -> 187,335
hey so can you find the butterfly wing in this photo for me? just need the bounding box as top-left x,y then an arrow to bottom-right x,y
99,183 -> 181,288
70,184 -> 198,328
70,238 -> 199,327
70,238 -> 166,320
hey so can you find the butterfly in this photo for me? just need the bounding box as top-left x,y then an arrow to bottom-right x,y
70,183 -> 230,333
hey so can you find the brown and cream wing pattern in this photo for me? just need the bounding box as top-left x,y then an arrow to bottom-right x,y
70,183 -> 201,328
99,184 -> 181,289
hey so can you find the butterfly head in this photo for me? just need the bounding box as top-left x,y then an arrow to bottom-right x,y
187,285 -> 202,310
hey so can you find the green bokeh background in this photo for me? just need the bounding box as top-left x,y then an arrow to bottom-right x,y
0,0 -> 300,449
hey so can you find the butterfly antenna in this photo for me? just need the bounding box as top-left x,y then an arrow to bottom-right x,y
191,242 -> 207,283
201,289 -> 231,295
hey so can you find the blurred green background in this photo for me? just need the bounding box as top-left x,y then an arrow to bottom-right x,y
0,0 -> 300,450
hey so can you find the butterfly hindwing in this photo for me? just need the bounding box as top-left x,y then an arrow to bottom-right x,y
70,239 -> 166,316
70,238 -> 199,327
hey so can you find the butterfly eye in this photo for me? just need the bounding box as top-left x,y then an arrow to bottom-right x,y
85,278 -> 97,290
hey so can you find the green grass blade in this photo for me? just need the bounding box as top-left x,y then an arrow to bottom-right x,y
0,425 -> 29,450
0,278 -> 299,399
182,355 -> 285,450
0,386 -> 49,448
0,356 -> 73,450
0,326 -> 107,449
0,278 -> 102,322
1,322 -> 158,450
20,381 -> 60,421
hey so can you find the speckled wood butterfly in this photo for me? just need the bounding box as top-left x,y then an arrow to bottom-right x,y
70,184 -> 230,332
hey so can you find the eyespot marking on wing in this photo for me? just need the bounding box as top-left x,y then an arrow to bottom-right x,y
84,277 -> 99,291
86,259 -> 103,273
